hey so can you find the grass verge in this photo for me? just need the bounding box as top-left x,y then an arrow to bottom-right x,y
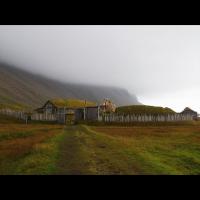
0,123 -> 64,175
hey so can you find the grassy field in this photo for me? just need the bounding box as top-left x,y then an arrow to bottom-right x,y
0,115 -> 64,175
91,125 -> 200,174
1,114 -> 200,175
55,124 -> 200,175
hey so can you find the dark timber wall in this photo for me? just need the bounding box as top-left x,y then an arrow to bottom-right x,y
85,107 -> 99,121
75,109 -> 84,121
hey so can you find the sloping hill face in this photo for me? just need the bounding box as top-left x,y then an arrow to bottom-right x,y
0,63 -> 140,109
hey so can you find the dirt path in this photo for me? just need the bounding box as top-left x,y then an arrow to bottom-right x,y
55,125 -> 140,175
55,126 -> 97,175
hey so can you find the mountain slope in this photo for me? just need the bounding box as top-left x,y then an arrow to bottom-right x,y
0,63 -> 140,109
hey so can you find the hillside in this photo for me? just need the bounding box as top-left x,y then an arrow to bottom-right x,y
0,63 -> 140,109
116,105 -> 176,115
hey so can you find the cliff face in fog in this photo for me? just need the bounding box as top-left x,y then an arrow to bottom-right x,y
0,63 -> 141,108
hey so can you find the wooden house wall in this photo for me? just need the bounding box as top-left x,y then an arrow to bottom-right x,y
181,110 -> 198,119
85,107 -> 99,121
75,109 -> 84,121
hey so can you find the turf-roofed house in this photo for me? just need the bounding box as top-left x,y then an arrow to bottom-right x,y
35,98 -> 116,124
180,107 -> 198,120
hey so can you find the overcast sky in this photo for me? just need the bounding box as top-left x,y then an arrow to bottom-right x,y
0,25 -> 199,113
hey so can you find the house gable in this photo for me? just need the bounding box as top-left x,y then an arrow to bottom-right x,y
181,107 -> 198,119
39,100 -> 58,114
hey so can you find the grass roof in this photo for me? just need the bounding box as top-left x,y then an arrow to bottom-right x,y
49,98 -> 97,108
116,105 -> 176,115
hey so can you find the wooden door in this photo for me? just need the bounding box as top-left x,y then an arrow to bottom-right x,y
66,113 -> 75,125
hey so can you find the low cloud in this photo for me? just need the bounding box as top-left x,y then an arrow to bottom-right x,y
0,25 -> 199,112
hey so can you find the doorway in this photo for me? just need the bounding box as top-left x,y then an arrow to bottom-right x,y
65,112 -> 75,125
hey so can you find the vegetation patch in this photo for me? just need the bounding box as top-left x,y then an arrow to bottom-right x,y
50,98 -> 96,108
56,125 -> 142,175
0,119 -> 64,175
12,130 -> 65,175
0,114 -> 24,124
0,103 -> 29,111
1,114 -> 200,175
92,124 -> 200,175
0,131 -> 33,141
116,105 -> 176,115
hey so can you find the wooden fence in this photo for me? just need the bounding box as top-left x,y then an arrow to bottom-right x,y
31,113 -> 57,121
0,108 -> 26,120
102,113 -> 194,123
0,108 -> 195,123
0,109 -> 57,122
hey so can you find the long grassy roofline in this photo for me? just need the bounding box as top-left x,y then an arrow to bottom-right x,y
116,105 -> 176,115
49,98 -> 97,108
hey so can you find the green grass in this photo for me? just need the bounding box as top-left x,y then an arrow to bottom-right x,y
50,98 -> 96,108
1,114 -> 200,175
56,125 -> 140,175
0,114 -> 24,124
0,132 -> 65,175
0,131 -> 34,141
0,103 -> 29,111
54,124 -> 200,175
0,118 -> 64,175
91,125 -> 200,174
116,105 -> 175,115
12,131 -> 66,175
